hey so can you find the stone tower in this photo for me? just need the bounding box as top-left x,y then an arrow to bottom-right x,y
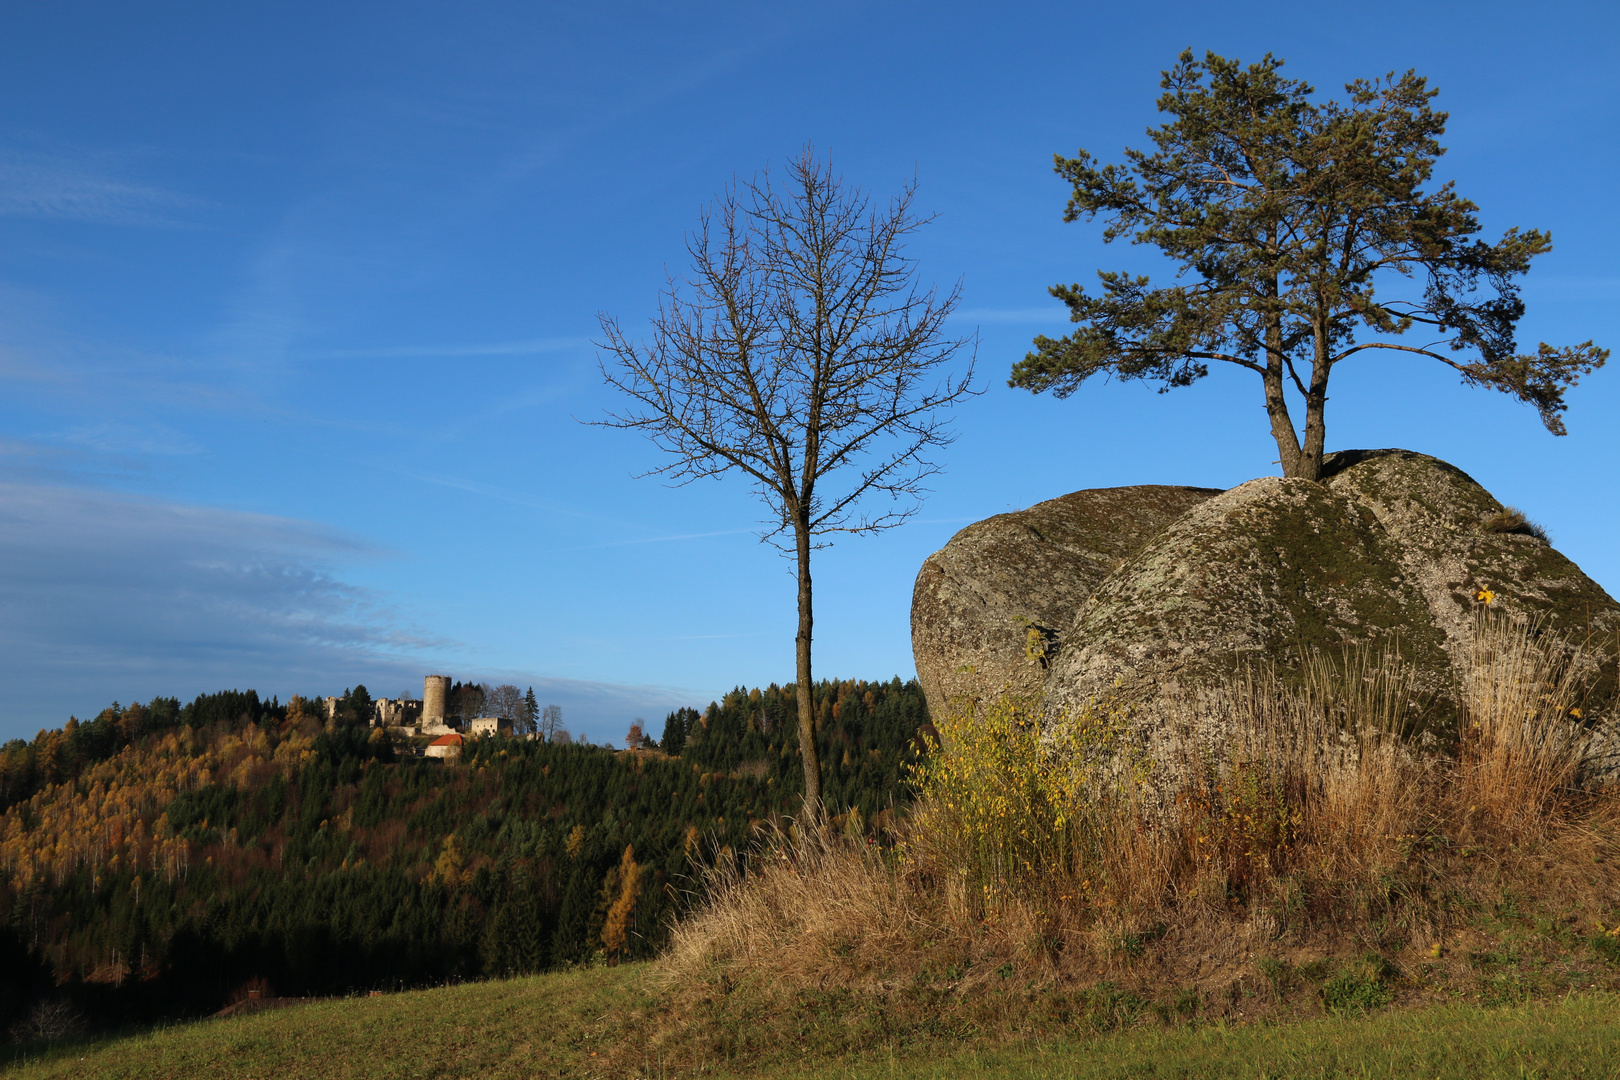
423,675 -> 451,728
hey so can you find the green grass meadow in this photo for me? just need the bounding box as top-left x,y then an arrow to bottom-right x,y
5,964 -> 1620,1080
3,966 -> 645,1080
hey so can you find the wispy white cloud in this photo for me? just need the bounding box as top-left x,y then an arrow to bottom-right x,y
53,421 -> 205,457
0,479 -> 711,739
0,285 -> 261,419
0,151 -> 195,226
0,481 -> 422,732
309,337 -> 589,359
0,478 -> 713,739
400,469 -> 760,553
479,15 -> 808,198
405,470 -> 623,523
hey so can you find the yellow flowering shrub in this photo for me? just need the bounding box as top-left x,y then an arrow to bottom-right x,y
907,693 -> 1137,913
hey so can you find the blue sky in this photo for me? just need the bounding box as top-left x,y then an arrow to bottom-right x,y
2,1 -> 1616,744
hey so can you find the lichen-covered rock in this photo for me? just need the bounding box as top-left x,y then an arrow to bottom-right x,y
909,485 -> 1221,720
1322,449 -> 1620,697
1041,476 -> 1456,735
911,450 -> 1620,755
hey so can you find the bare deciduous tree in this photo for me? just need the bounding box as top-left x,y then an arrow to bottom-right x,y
596,146 -> 976,817
539,704 -> 563,742
486,684 -> 524,725
8,998 -> 85,1044
455,684 -> 487,726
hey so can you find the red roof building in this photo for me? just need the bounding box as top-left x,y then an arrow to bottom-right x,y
425,732 -> 464,759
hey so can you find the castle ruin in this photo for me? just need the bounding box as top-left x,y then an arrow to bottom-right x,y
422,675 -> 451,729
367,674 -> 517,740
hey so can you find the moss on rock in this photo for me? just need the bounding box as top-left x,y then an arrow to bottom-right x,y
1042,476 -> 1456,737
910,485 -> 1221,719
1322,450 -> 1620,713
911,450 -> 1620,759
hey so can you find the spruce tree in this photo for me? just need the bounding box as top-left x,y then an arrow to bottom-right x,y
522,687 -> 539,736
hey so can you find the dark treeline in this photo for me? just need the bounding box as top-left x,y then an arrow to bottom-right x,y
671,677 -> 931,820
0,678 -> 928,1036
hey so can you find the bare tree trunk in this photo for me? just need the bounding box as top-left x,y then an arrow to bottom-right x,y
1298,393 -> 1328,482
1263,298 -> 1304,478
793,510 -> 823,820
1264,367 -> 1303,478
1295,329 -> 1331,482
596,147 -> 972,828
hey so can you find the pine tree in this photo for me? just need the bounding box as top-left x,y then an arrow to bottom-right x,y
1011,50 -> 1606,481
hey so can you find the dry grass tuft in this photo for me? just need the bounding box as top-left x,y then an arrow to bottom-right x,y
658,610 -> 1620,1029
1481,506 -> 1551,542
1458,608 -> 1591,831
660,820 -> 923,987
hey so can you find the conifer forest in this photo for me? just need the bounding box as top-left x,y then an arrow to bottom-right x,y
0,679 -> 929,1029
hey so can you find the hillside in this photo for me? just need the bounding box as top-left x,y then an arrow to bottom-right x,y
0,678 -> 928,1035
5,964 -> 1620,1079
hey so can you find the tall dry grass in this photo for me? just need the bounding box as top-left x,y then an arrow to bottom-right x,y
1458,608 -> 1592,830
661,609 -> 1616,992
660,820 -> 922,981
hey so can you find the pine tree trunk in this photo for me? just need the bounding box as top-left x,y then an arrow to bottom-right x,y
1296,339 -> 1331,483
1263,299 -> 1305,478
793,510 -> 823,821
1265,367 -> 1304,478
1297,401 -> 1326,481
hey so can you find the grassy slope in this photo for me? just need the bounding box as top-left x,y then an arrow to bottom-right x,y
1,967 -> 653,1080
5,965 -> 1620,1080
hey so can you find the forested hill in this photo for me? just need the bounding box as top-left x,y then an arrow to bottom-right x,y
0,678 -> 929,1034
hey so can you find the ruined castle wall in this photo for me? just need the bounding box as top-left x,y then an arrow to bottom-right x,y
423,675 -> 451,727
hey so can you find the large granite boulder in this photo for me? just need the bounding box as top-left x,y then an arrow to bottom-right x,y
1041,475 -> 1457,734
912,450 -> 1620,744
1321,450 -> 1620,702
910,485 -> 1221,719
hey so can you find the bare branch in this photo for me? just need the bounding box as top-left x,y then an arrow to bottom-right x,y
591,145 -> 979,814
